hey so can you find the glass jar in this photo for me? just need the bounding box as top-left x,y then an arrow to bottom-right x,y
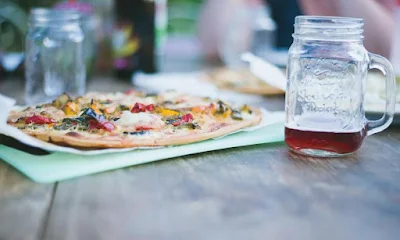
25,8 -> 86,104
285,16 -> 396,157
54,1 -> 98,79
0,1 -> 27,74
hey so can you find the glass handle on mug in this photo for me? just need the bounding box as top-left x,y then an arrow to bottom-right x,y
366,53 -> 397,136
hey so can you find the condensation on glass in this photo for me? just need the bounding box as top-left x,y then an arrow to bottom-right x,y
285,16 -> 396,157
25,8 -> 86,104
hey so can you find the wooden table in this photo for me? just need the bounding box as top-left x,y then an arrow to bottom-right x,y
1,76 -> 400,240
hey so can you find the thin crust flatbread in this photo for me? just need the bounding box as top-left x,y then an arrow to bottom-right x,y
7,90 -> 262,149
21,110 -> 261,148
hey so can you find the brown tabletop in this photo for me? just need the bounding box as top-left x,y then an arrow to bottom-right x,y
0,74 -> 400,240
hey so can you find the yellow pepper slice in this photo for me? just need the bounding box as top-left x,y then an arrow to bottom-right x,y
64,102 -> 78,116
159,109 -> 180,117
90,103 -> 102,114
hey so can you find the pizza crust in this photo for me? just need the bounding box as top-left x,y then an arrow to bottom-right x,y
23,109 -> 262,149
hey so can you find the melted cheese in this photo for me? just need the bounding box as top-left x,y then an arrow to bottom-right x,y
114,111 -> 165,128
241,112 -> 253,120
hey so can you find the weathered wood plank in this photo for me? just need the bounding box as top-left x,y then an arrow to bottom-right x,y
0,160 -> 54,240
1,75 -> 400,239
43,128 -> 400,240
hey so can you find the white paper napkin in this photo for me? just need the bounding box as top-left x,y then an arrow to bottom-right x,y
241,52 -> 287,91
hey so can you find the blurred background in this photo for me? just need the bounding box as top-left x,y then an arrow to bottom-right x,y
0,0 -> 398,120
0,0 -> 284,80
0,0 -> 398,79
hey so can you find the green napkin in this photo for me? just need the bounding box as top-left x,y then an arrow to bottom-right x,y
0,123 -> 284,183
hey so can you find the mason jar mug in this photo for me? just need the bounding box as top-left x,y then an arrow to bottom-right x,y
285,16 -> 396,157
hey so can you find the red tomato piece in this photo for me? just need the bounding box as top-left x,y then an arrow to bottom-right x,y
136,126 -> 153,131
181,113 -> 193,122
89,120 -> 115,132
146,104 -> 155,111
25,115 -> 56,124
131,103 -> 147,113
88,120 -> 102,130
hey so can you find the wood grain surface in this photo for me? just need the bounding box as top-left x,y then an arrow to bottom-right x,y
0,160 -> 54,240
1,76 -> 400,240
40,133 -> 400,240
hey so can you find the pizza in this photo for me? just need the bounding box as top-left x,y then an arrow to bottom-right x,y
7,90 -> 262,149
205,68 -> 284,95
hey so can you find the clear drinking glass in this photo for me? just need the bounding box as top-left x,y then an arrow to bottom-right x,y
25,8 -> 86,104
285,16 -> 396,157
0,1 -> 27,72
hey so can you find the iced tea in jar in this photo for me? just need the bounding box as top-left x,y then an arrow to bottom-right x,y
285,16 -> 396,157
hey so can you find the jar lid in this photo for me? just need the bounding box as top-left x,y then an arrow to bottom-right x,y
29,8 -> 82,26
293,16 -> 364,41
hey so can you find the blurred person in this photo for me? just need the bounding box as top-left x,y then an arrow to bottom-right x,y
198,0 -> 395,61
